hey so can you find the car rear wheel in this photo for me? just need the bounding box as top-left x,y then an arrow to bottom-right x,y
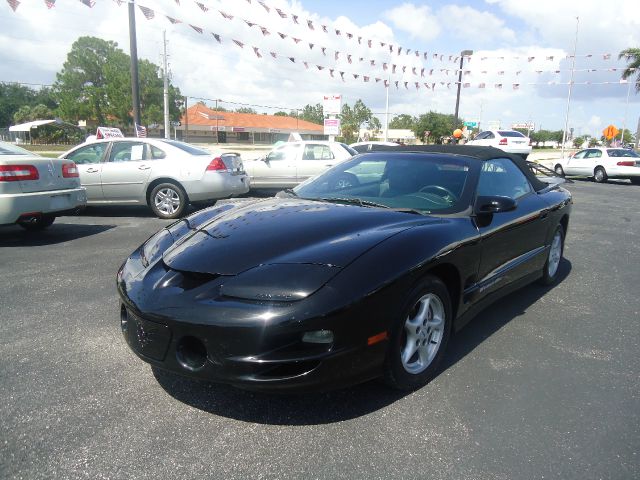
593,167 -> 608,183
539,225 -> 564,286
383,275 -> 452,390
554,164 -> 565,176
18,214 -> 55,231
149,183 -> 188,219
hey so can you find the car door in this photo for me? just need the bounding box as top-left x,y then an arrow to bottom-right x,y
249,143 -> 300,188
100,141 -> 153,202
296,144 -> 338,182
63,142 -> 109,201
473,158 -> 550,302
563,149 -> 587,175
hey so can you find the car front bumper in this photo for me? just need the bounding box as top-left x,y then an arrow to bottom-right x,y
0,186 -> 86,225
116,252 -> 391,392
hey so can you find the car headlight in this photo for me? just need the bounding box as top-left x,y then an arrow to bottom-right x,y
220,263 -> 340,302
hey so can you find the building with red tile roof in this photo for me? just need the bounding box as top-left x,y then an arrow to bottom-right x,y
176,103 -> 325,144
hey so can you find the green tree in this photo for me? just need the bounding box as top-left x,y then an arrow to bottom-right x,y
299,103 -> 324,125
413,111 -> 458,143
0,83 -> 57,127
573,135 -> 588,148
273,111 -> 288,116
235,107 -> 257,114
54,36 -> 182,126
13,104 -> 54,124
619,48 -> 640,92
339,99 -> 373,143
389,114 -> 416,129
54,37 -> 128,124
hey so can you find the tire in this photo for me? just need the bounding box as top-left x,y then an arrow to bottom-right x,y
630,177 -> 640,185
593,167 -> 608,183
383,275 -> 452,390
149,182 -> 188,219
539,225 -> 564,286
554,164 -> 565,176
18,214 -> 55,231
330,172 -> 359,190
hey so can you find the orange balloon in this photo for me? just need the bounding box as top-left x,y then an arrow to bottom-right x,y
453,129 -> 463,138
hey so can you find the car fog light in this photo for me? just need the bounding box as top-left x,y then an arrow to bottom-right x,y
302,329 -> 334,344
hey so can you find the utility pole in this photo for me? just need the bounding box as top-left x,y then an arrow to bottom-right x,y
454,50 -> 473,124
128,0 -> 141,128
162,30 -> 170,139
561,16 -> 579,158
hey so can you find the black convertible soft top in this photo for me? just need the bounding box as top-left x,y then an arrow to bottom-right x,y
364,144 -> 548,192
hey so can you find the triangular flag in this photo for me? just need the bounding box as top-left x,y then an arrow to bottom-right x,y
166,16 -> 182,24
275,8 -> 287,18
212,33 -> 221,43
45,0 -> 56,8
252,47 -> 262,58
6,0 -> 20,11
196,2 -> 208,12
190,25 -> 203,34
139,6 -> 154,20
233,39 -> 244,48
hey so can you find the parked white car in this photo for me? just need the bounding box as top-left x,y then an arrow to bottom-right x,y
60,138 -> 249,218
244,141 -> 356,189
0,141 -> 86,230
552,147 -> 640,184
349,141 -> 400,153
466,130 -> 532,158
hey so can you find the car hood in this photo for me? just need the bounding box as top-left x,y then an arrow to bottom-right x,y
162,198 -> 441,275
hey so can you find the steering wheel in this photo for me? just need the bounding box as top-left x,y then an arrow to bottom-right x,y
419,185 -> 458,201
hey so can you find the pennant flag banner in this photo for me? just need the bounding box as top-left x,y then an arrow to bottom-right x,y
11,0 -> 630,96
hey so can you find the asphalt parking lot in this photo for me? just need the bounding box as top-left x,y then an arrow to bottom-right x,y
1,179 -> 638,480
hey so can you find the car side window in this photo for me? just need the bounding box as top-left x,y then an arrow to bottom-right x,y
150,145 -> 166,159
485,132 -> 495,139
585,150 -> 602,159
303,144 -> 334,160
109,142 -> 146,163
266,144 -> 299,161
474,131 -> 488,140
477,158 -> 532,200
572,150 -> 587,159
66,143 -> 107,165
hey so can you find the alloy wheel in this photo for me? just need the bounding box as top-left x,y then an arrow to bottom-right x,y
401,293 -> 445,374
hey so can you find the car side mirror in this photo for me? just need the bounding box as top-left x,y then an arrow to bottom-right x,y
475,195 -> 517,214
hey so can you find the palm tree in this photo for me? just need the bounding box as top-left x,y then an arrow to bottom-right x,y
619,48 -> 640,92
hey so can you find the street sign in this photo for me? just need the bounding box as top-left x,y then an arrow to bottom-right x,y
324,118 -> 340,136
463,121 -> 477,128
603,124 -> 619,140
322,95 -> 342,116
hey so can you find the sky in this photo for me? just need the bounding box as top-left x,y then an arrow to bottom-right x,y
1,0 -> 639,138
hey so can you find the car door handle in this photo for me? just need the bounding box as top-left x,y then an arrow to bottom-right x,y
138,165 -> 151,170
325,163 -> 333,167
86,168 -> 99,173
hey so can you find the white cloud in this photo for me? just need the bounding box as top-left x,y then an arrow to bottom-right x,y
437,5 -> 515,43
383,3 -> 441,42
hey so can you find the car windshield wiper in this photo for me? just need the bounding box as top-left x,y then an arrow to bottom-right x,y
318,197 -> 392,209
391,208 -> 425,215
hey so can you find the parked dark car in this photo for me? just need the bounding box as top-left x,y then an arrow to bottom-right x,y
117,146 -> 572,392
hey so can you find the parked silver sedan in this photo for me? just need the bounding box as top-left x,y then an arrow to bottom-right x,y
60,138 -> 250,218
0,141 -> 86,230
244,141 -> 356,190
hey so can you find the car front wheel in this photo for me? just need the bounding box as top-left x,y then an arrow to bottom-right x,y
149,183 -> 188,219
383,275 -> 452,390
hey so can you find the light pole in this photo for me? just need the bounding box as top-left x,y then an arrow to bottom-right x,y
454,50 -> 473,124
128,0 -> 141,128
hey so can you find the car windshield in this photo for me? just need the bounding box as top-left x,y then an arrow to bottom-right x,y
0,142 -> 33,155
607,149 -> 639,158
158,139 -> 210,155
294,152 -> 475,214
498,131 -> 525,137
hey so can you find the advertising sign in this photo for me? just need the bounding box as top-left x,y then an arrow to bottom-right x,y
96,127 -> 124,139
324,118 -> 340,136
323,95 -> 342,115
511,122 -> 535,130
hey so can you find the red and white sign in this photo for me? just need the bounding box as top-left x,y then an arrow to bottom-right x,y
324,118 -> 340,136
96,127 -> 124,139
323,95 -> 342,115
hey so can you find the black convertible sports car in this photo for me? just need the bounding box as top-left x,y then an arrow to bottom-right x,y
117,145 -> 572,392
